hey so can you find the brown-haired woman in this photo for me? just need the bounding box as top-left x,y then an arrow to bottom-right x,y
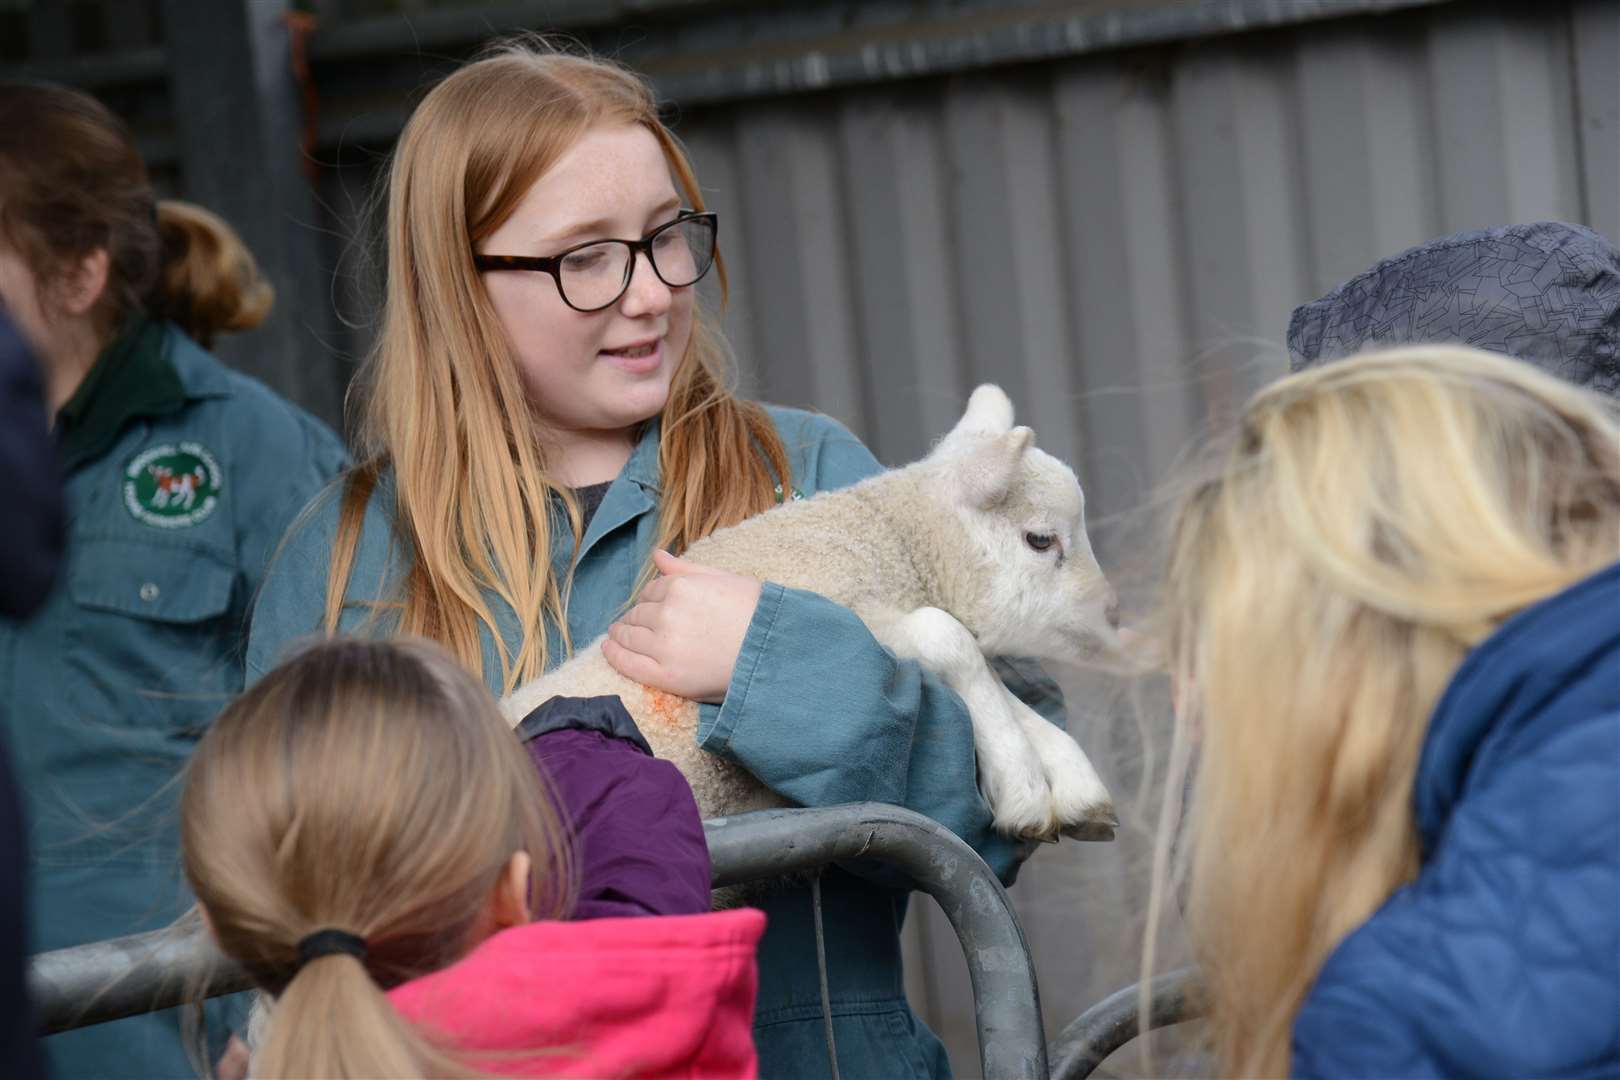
184,637 -> 763,1078
246,39 -> 1072,1080
0,80 -> 348,1076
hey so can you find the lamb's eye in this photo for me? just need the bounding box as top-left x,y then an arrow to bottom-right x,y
1025,532 -> 1057,553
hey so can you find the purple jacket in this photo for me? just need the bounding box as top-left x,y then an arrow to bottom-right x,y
516,696 -> 713,920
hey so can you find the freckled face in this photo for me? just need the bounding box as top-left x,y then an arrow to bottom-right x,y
477,124 -> 695,440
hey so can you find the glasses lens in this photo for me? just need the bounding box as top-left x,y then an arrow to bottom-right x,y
557,241 -> 631,311
649,216 -> 716,288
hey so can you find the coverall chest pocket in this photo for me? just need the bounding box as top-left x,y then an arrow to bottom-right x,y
67,535 -> 242,733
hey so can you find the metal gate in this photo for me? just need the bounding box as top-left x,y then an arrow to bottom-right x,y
29,803 -> 1083,1079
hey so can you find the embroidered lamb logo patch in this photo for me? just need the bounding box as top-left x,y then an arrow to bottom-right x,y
124,442 -> 222,528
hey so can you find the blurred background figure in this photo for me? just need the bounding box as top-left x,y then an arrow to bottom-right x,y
0,314 -> 65,621
0,308 -> 65,1079
0,80 -> 347,1077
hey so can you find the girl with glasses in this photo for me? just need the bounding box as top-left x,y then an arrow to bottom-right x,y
247,38 -> 1069,1080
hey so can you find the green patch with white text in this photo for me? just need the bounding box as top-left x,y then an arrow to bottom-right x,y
124,442 -> 222,528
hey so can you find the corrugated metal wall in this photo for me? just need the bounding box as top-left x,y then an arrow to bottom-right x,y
663,3 -> 1617,1071
685,1 -> 1612,510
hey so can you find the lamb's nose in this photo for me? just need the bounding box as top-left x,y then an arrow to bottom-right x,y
1101,586 -> 1127,628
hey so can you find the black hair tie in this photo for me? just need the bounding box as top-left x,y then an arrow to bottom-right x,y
296,928 -> 368,972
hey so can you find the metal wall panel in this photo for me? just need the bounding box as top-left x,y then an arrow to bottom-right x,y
662,4 -> 1616,1070
679,2 -> 1608,491
837,91 -> 968,463
1573,1 -> 1620,244
1293,24 -> 1439,294
1055,60 -> 1199,522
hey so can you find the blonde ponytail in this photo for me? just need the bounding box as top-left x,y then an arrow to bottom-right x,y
255,951 -> 460,1079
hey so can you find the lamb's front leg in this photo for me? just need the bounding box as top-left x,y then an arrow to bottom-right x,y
999,680 -> 1116,839
870,606 -> 1057,840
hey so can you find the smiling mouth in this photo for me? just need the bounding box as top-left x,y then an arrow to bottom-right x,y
604,341 -> 658,358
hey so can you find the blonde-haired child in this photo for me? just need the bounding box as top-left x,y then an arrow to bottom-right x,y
183,637 -> 762,1078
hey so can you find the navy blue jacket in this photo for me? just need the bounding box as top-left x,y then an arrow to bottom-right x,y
0,312 -> 57,1078
1292,562 -> 1620,1078
0,314 -> 63,618
1288,220 -> 1620,394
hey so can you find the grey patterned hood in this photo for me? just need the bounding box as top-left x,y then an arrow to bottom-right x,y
1287,221 -> 1620,395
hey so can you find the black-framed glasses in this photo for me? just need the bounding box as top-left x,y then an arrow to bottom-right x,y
473,211 -> 719,313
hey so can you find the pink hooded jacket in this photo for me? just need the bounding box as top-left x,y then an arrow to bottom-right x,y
388,908 -> 766,1078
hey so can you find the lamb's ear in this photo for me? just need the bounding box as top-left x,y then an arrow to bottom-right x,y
951,426 -> 1034,508
933,384 -> 1014,458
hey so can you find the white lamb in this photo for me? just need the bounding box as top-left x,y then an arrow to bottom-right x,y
503,385 -> 1118,842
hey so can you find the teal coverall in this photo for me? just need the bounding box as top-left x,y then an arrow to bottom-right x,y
0,320 -> 348,1077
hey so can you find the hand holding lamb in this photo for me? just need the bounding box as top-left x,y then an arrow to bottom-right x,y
503,385 -> 1119,842
603,550 -> 762,704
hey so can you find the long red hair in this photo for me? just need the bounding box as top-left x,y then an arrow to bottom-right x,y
327,41 -> 790,691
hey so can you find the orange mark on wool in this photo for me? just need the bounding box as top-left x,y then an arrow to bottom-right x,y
641,687 -> 688,729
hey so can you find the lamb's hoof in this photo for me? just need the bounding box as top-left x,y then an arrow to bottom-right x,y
1060,820 -> 1117,842
1017,821 -> 1062,844
1054,797 -> 1118,842
985,761 -> 1059,841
